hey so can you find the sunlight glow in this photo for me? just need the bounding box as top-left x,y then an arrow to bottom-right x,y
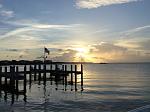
74,47 -> 94,62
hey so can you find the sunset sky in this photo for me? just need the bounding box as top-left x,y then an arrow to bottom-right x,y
0,0 -> 150,62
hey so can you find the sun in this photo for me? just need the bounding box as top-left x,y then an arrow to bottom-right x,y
74,47 -> 92,62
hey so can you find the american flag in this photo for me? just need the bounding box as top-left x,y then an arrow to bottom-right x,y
44,47 -> 50,55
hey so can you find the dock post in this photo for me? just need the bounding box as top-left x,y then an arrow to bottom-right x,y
43,63 -> 46,83
10,66 -> 15,89
0,67 -> 1,86
38,64 -> 41,81
16,66 -> 19,92
34,64 -> 37,81
65,65 -> 67,85
62,65 -> 64,85
29,65 -> 32,84
50,64 -> 53,85
4,66 -> 7,85
62,65 -> 64,71
24,65 -> 27,93
71,65 -> 73,85
81,64 -> 83,90
75,65 -> 77,91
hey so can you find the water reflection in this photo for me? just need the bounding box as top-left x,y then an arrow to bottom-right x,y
0,63 -> 150,112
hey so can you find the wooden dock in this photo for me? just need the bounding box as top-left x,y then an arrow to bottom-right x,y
0,61 -> 84,97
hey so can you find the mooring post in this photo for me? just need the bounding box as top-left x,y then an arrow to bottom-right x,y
65,65 -> 67,86
0,67 -> 1,85
43,63 -> 46,83
62,65 -> 64,71
16,66 -> 19,92
12,66 -> 15,87
75,65 -> 77,91
81,64 -> 83,90
71,65 -> 73,85
24,65 -> 27,93
5,66 -> 7,85
38,64 -> 41,81
29,65 -> 32,84
34,64 -> 37,81
50,64 -> 53,85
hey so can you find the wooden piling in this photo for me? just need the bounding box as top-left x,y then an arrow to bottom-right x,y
81,64 -> 83,88
34,64 -> 37,81
75,65 -> 77,91
43,63 -> 46,83
38,64 -> 41,81
4,66 -> 7,85
29,65 -> 32,84
0,67 -> 2,85
11,66 -> 15,87
16,66 -> 19,92
71,65 -> 73,85
24,65 -> 27,93
65,65 -> 67,85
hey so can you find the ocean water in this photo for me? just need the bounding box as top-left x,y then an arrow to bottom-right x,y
0,63 -> 150,112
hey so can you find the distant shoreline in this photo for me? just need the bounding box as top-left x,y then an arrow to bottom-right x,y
0,60 -> 150,66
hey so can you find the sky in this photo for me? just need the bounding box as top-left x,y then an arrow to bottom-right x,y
0,0 -> 150,62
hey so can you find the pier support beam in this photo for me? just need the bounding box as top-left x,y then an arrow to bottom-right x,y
75,65 -> 77,91
34,65 -> 37,81
81,64 -> 83,90
16,66 -> 19,92
71,65 -> 73,85
5,66 -> 7,85
24,65 -> 27,93
0,67 -> 2,86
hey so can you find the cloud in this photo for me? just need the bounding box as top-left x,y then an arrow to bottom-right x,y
91,42 -> 127,53
0,10 -> 14,18
52,49 -> 77,62
0,4 -> 14,18
0,20 -> 81,40
121,25 -> 150,36
0,4 -> 2,8
76,0 -> 140,9
89,42 -> 150,62
4,20 -> 81,29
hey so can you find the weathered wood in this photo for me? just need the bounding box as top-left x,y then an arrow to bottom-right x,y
5,66 -> 7,85
0,67 -> 2,85
24,66 -> 26,93
16,66 -> 19,91
71,65 -> 73,85
75,65 -> 77,91
65,65 -> 67,85
29,65 -> 32,84
38,64 -> 41,81
81,64 -> 83,87
0,63 -> 84,93
34,64 -> 37,81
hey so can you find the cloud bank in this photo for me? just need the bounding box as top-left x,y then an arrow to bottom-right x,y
76,0 -> 140,9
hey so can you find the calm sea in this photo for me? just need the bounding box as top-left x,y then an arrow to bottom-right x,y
0,63 -> 150,112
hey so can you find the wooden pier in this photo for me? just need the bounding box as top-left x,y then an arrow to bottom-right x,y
0,61 -> 84,97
